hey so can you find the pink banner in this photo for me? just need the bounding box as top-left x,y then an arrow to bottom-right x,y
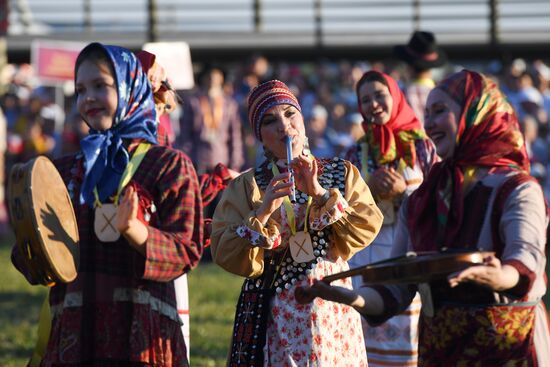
33,42 -> 84,83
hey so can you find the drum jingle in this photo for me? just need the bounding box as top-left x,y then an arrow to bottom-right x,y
8,156 -> 80,286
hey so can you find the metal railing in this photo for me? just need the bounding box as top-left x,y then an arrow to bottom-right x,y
5,0 -> 550,53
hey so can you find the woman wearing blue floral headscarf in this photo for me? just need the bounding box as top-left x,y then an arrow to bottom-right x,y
12,42 -> 204,366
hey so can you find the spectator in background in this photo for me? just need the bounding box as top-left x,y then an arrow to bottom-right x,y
234,69 -> 261,167
2,90 -> 25,172
522,114 -> 543,161
500,58 -> 527,115
248,53 -> 272,83
521,114 -> 550,202
517,71 -> 548,125
347,112 -> 365,142
36,87 -> 65,153
532,59 -> 550,121
61,110 -> 89,155
177,64 -> 244,175
1,91 -> 21,130
10,63 -> 34,103
22,116 -> 55,160
328,101 -> 355,156
13,93 -> 56,161
394,30 -> 448,125
13,93 -> 41,137
135,50 -> 180,146
306,104 -> 336,158
177,63 -> 243,263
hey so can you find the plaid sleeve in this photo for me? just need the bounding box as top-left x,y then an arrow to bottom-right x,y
200,163 -> 234,208
142,150 -> 204,281
199,173 -> 222,207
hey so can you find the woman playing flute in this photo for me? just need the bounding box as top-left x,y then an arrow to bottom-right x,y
210,80 -> 383,366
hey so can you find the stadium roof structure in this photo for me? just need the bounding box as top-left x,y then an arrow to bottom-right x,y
5,0 -> 550,61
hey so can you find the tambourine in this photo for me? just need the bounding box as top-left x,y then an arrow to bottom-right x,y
295,250 -> 493,304
8,156 -> 80,286
326,250 -> 493,284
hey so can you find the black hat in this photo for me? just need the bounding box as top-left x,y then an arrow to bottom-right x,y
394,31 -> 448,70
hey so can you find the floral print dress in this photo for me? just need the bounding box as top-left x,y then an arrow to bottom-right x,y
264,191 -> 367,366
211,158 -> 383,367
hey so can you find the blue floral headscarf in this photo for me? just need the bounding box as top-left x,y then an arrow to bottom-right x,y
77,42 -> 158,207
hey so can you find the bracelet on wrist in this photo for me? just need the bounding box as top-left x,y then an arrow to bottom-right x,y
314,190 -> 331,206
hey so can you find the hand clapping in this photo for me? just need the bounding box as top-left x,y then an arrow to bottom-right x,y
116,186 -> 148,254
368,167 -> 406,200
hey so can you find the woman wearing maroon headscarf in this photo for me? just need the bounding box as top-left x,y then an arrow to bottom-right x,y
300,70 -> 550,366
210,80 -> 383,366
344,70 -> 437,366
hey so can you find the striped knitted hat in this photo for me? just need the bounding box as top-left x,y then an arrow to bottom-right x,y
247,80 -> 301,140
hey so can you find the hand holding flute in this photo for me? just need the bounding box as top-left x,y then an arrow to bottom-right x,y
255,135 -> 328,226
287,141 -> 328,203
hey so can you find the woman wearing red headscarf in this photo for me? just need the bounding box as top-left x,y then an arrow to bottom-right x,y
344,70 -> 437,366
301,70 -> 550,366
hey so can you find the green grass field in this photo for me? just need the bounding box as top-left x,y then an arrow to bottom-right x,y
2,232 -> 549,367
0,233 -> 242,367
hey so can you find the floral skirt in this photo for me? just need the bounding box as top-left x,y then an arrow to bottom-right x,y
264,258 -> 368,367
418,303 -> 537,366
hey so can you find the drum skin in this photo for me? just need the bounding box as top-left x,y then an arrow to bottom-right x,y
8,156 -> 79,286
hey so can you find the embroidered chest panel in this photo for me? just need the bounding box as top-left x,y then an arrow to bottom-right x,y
356,142 -> 399,174
249,157 -> 347,294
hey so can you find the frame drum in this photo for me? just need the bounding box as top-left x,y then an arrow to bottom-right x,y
8,156 -> 79,286
323,250 -> 493,284
295,251 -> 493,304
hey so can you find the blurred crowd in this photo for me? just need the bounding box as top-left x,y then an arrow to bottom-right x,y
1,53 -> 550,231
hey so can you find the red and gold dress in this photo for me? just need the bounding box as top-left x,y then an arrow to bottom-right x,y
13,142 -> 203,367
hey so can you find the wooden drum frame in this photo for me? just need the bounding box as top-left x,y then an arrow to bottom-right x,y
323,250 -> 493,285
8,156 -> 79,286
295,250 -> 493,304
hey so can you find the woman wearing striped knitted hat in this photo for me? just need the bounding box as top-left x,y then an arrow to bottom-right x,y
210,80 -> 383,366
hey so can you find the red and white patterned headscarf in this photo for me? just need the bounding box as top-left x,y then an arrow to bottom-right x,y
407,70 -> 529,252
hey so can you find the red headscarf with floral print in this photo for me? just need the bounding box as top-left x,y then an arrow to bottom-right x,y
407,70 -> 530,252
357,70 -> 427,167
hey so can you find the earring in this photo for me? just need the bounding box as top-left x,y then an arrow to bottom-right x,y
302,137 -> 311,156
